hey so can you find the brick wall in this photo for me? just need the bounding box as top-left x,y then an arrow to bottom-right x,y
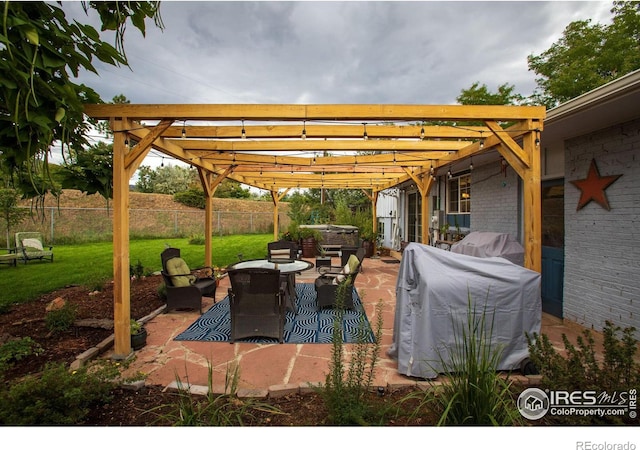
469,158 -> 521,241
563,118 -> 640,333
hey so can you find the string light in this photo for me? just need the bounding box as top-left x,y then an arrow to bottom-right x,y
181,121 -> 186,139
535,129 -> 540,146
301,120 -> 307,140
420,125 -> 425,140
161,157 -> 164,167
469,157 -> 473,171
430,161 -> 434,175
241,120 -> 246,139
447,166 -> 452,179
363,123 -> 368,141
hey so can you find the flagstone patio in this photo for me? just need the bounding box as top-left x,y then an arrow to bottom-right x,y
110,254 -> 604,394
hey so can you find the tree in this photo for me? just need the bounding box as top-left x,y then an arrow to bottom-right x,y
456,82 -> 524,105
0,188 -> 29,248
528,1 -> 640,108
0,1 -> 163,190
135,164 -> 195,195
214,179 -> 251,199
59,141 -> 113,207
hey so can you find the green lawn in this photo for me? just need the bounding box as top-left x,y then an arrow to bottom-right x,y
0,234 -> 273,306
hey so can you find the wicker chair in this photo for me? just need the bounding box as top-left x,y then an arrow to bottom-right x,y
314,253 -> 362,310
228,268 -> 286,343
160,248 -> 216,314
318,247 -> 365,275
267,240 -> 300,312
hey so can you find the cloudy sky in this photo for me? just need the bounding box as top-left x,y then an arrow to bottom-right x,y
64,1 -> 614,105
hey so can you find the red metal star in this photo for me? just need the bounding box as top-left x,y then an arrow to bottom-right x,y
570,159 -> 622,211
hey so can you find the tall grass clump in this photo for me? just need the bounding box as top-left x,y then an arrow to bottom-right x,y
406,294 -> 522,426
319,280 -> 384,425
150,361 -> 282,426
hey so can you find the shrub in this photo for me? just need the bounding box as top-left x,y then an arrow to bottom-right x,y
173,188 -> 205,209
157,282 -> 167,300
129,259 -> 145,279
526,321 -> 639,424
319,284 -> 384,425
527,320 -> 640,392
0,337 -> 44,376
0,362 -> 113,425
188,234 -> 205,245
45,302 -> 77,333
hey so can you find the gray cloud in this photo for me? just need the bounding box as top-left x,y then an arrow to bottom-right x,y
66,1 -> 613,105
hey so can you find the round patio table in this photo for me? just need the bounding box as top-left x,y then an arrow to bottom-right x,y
227,258 -> 313,273
226,259 -> 314,313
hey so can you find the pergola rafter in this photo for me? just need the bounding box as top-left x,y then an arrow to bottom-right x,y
83,103 -> 545,357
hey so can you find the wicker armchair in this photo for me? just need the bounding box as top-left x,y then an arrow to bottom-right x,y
267,240 -> 300,312
318,247 -> 365,275
314,253 -> 362,310
228,268 -> 286,343
160,248 -> 216,314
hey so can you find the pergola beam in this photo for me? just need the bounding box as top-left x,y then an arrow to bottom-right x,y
84,103 -> 545,121
175,139 -> 465,152
162,124 -> 492,140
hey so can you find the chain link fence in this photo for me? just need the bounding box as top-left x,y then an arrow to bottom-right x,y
8,207 -> 290,245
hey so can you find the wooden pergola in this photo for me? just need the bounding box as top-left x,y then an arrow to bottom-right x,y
83,104 -> 545,357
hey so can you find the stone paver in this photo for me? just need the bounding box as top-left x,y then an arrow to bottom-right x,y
95,255 -> 609,393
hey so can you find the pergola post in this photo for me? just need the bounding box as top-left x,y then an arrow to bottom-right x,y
198,169 -> 214,266
419,175 -> 433,246
522,128 -> 542,273
112,119 -> 132,358
271,191 -> 279,241
270,188 -> 290,241
372,191 -> 379,253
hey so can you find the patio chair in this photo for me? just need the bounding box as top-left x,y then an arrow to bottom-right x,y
15,232 -> 54,264
318,247 -> 365,275
160,247 -> 217,314
267,240 -> 299,260
227,267 -> 286,343
314,253 -> 362,310
267,240 -> 300,311
0,248 -> 17,267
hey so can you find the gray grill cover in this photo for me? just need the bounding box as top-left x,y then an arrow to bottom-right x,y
450,231 -> 525,266
388,243 -> 541,379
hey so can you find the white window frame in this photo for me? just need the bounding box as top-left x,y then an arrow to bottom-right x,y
447,173 -> 471,214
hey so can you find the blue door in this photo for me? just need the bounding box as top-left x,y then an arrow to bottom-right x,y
542,246 -> 564,317
541,180 -> 564,318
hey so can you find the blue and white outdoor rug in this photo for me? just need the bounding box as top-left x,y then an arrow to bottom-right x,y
174,283 -> 374,344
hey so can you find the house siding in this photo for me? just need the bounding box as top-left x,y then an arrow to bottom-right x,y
563,118 -> 640,333
469,159 -> 521,241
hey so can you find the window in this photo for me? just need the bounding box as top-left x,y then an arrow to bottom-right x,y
447,174 -> 471,214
